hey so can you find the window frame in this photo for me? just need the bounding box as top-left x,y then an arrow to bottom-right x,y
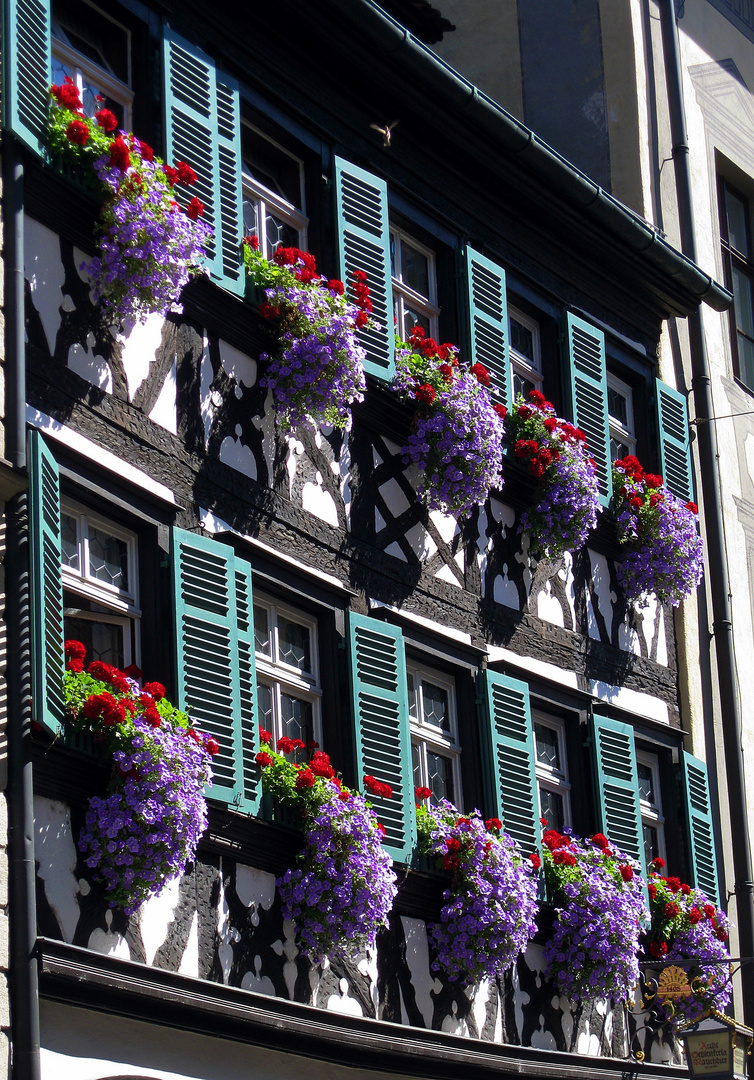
390,225 -> 440,340
253,593 -> 322,747
636,748 -> 667,868
51,0 -> 134,127
533,712 -> 572,833
719,175 -> 754,391
407,660 -> 462,808
509,304 -> 543,400
241,122 -> 308,259
607,371 -> 637,461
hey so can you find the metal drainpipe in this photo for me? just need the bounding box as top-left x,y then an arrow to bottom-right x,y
658,0 -> 754,1025
3,132 -> 42,1079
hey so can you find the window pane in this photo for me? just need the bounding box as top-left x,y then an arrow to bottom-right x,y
408,671 -> 418,721
400,241 -> 429,297
257,682 -> 273,733
422,680 -> 450,731
637,761 -> 655,804
610,435 -> 631,460
242,128 -> 301,206
404,307 -> 430,335
278,618 -> 311,670
88,526 -> 128,590
242,195 -> 260,242
53,0 -> 130,84
427,750 -> 454,805
539,787 -> 564,833
264,211 -> 298,254
535,723 -> 561,771
727,189 -> 750,257
643,822 -> 660,867
608,387 -> 628,428
254,605 -> 272,656
65,615 -> 124,668
412,741 -> 421,789
280,693 -> 313,745
61,513 -> 79,569
513,371 -> 537,400
511,318 -> 534,363
390,233 -> 397,278
738,333 -> 754,389
732,265 -> 754,338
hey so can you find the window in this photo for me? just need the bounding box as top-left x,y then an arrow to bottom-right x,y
509,306 -> 543,400
607,373 -> 636,460
61,500 -> 140,668
408,663 -> 461,806
720,178 -> 754,390
51,0 -> 133,127
534,716 -> 571,833
254,596 -> 321,746
637,750 -> 666,868
242,124 -> 307,259
391,227 -> 440,338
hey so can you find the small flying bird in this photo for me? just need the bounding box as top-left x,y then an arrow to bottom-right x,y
370,120 -> 399,147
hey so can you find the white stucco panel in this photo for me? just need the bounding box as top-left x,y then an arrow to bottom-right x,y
220,425 -> 257,480
120,314 -> 164,401
25,217 -> 65,355
34,796 -> 81,943
149,358 -> 178,434
302,474 -> 339,527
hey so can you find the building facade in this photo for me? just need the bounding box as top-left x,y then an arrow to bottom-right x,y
0,0 -> 735,1076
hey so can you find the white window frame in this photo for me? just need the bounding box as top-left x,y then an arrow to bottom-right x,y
407,661 -> 462,807
636,749 -> 667,866
607,372 -> 637,460
509,305 -> 543,399
242,124 -> 308,260
254,594 -> 322,746
533,713 -> 572,831
390,226 -> 440,340
52,2 -> 133,127
61,499 -> 141,667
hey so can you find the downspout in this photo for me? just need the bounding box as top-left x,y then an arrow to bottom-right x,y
658,0 -> 754,1025
3,127 -> 42,1080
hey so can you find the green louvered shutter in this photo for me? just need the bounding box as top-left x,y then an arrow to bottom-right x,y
681,752 -> 720,905
172,528 -> 245,808
347,612 -> 414,862
657,380 -> 693,503
591,713 -> 645,877
235,559 -> 261,813
564,313 -> 612,506
464,247 -> 511,410
478,670 -> 539,857
28,429 -> 65,737
334,157 -> 394,381
5,0 -> 51,155
163,28 -> 243,293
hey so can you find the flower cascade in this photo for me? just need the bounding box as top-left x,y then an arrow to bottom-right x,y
47,79 -> 211,324
612,456 -> 703,607
391,326 -> 505,516
507,390 -> 601,559
243,239 -> 370,430
415,795 -> 538,984
63,641 -> 216,914
542,828 -> 648,1006
256,733 -> 397,962
643,860 -> 731,1024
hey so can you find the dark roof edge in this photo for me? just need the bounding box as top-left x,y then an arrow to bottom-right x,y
336,0 -> 732,314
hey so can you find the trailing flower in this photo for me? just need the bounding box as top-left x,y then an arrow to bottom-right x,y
415,796 -> 538,984
542,828 -> 648,1006
612,456 -> 703,607
643,860 -> 731,1024
507,390 -> 601,559
391,326 -> 505,516
63,641 -> 216,914
46,79 -> 211,324
257,738 -> 397,963
243,239 -> 370,430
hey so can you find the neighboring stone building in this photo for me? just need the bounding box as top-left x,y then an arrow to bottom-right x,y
0,0 -> 737,1076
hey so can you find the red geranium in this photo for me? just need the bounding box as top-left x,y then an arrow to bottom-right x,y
66,120 -> 89,146
95,108 -> 118,133
108,137 -> 131,171
185,197 -> 204,221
